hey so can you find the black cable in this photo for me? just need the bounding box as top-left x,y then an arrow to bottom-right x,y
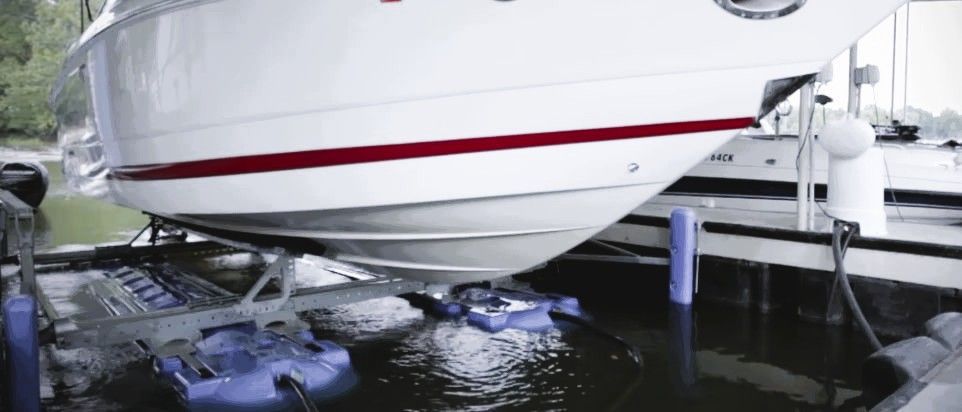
825,223 -> 855,314
793,84 -> 824,222
277,375 -> 320,412
549,311 -> 643,369
830,221 -> 883,351
794,84 -> 822,172
871,85 -> 905,222
84,0 -> 94,23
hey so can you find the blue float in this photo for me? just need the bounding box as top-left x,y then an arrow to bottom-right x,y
155,324 -> 355,412
416,288 -> 583,332
94,267 -> 356,411
3,294 -> 40,412
669,207 -> 698,305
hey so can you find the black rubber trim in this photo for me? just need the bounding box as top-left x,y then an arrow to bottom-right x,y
616,214 -> 961,260
702,222 -> 961,259
664,176 -> 962,211
617,214 -> 669,228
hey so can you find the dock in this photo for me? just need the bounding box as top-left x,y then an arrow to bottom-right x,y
887,351 -> 962,411
595,203 -> 962,335
864,312 -> 962,411
599,204 -> 962,289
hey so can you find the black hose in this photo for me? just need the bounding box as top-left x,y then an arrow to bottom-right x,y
277,375 -> 320,412
830,221 -> 883,351
825,226 -> 855,314
549,311 -> 644,369
84,0 -> 94,22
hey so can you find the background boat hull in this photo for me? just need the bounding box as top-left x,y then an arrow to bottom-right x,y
653,136 -> 962,224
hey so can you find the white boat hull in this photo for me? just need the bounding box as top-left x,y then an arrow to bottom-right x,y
177,183 -> 664,282
53,0 -> 906,283
651,135 -> 962,224
120,126 -> 739,283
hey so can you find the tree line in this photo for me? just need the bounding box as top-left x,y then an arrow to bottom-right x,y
0,0 -> 89,142
769,102 -> 962,140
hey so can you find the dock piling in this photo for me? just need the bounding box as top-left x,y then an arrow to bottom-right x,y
669,208 -> 698,305
3,294 -> 40,412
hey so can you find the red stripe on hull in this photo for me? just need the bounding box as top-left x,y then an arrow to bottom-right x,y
110,117 -> 755,181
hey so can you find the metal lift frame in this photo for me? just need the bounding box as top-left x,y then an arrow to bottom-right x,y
2,187 -> 666,351
1,189 -> 425,350
1,190 -> 36,295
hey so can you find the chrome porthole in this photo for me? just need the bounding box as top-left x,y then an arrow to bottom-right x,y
714,0 -> 806,20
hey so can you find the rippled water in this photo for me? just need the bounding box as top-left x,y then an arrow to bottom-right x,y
305,293 -> 651,412
3,159 -> 876,411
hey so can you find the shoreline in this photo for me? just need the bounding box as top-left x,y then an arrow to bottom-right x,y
0,147 -> 62,163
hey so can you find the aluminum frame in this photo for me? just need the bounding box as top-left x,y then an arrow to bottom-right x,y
53,274 -> 424,349
0,197 -> 426,350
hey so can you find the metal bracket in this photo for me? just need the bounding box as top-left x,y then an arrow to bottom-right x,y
236,255 -> 296,316
50,249 -> 425,350
0,190 -> 36,295
3,210 -> 427,350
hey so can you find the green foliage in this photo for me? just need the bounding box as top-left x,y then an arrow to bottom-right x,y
0,133 -> 50,150
0,0 -> 35,65
0,0 -> 80,140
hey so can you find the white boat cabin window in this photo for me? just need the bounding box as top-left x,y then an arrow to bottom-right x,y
714,0 -> 806,19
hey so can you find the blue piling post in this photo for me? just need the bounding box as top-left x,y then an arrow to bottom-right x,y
3,295 -> 40,412
668,303 -> 698,397
669,208 -> 698,305
669,208 -> 699,394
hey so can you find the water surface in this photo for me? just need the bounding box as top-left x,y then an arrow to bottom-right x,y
34,161 -> 146,249
3,157 -> 874,411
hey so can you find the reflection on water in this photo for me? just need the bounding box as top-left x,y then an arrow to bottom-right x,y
7,158 -> 874,411
306,296 -> 636,412
34,161 -> 146,250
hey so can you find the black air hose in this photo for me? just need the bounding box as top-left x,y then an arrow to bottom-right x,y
277,374 -> 320,412
549,311 -> 644,369
830,221 -> 882,351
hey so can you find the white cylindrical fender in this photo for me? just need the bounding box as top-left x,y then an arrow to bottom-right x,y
819,118 -> 887,237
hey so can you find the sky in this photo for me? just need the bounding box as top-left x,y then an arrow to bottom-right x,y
818,2 -> 962,117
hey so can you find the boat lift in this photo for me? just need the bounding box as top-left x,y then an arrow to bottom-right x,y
0,189 -> 430,410
1,209 -> 426,351
1,185 -> 625,411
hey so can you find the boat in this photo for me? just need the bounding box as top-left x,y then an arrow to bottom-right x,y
653,129 -> 962,224
51,0 -> 907,283
0,161 -> 49,209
